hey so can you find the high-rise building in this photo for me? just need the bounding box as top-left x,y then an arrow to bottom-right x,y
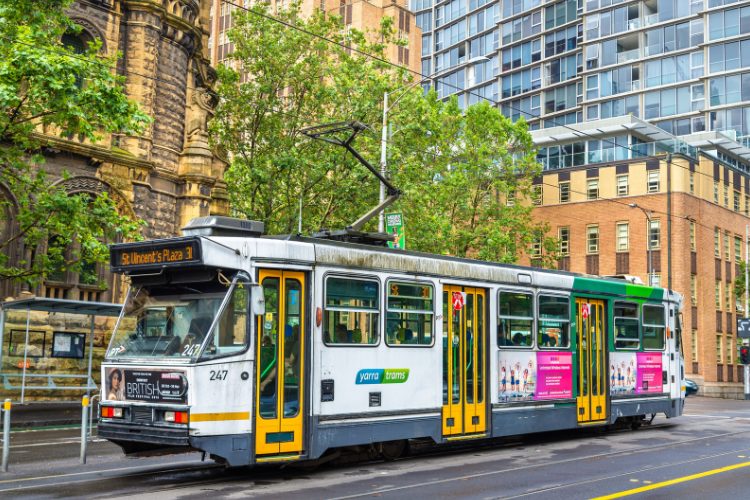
207,0 -> 422,75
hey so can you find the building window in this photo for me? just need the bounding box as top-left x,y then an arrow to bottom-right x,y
559,182 -> 570,203
724,185 -> 729,207
715,228 -> 721,257
717,335 -> 722,363
735,191 -> 741,212
746,196 -> 749,215
532,238 -> 542,257
725,285 -> 731,312
651,273 -> 661,288
725,230 -> 730,260
648,170 -> 660,192
736,236 -> 742,262
616,175 -> 628,196
714,182 -> 719,203
727,336 -> 733,364
649,219 -> 661,250
616,222 -> 628,252
587,225 -> 599,254
559,226 -> 570,255
587,179 -> 599,200
692,329 -> 697,362
691,275 -> 697,306
689,172 -> 695,194
506,190 -> 515,206
690,222 -> 696,251
532,185 -> 542,205
716,280 -> 722,310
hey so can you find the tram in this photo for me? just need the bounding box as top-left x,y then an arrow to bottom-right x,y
99,216 -> 686,466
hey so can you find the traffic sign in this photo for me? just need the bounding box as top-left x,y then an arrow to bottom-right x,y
581,303 -> 590,320
738,317 -> 750,338
452,292 -> 466,310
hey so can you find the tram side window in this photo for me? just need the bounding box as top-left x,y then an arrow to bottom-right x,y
614,302 -> 639,350
202,285 -> 249,357
386,282 -> 434,346
498,291 -> 533,347
324,277 -> 379,345
538,295 -> 570,348
642,304 -> 665,350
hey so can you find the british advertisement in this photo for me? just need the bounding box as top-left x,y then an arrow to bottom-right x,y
498,352 -> 573,402
104,367 -> 187,404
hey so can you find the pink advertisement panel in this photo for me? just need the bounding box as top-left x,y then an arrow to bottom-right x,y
536,352 -> 573,399
635,352 -> 663,393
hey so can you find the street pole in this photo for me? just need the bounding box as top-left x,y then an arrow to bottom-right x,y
378,91 -> 388,233
745,225 -> 749,400
648,211 -> 653,286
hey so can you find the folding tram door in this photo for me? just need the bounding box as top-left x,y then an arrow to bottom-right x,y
256,270 -> 306,456
442,286 -> 486,436
575,298 -> 607,423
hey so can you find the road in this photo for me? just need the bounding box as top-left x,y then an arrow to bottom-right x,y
2,397 -> 750,499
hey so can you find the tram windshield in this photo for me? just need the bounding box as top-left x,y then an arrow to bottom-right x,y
106,279 -> 248,360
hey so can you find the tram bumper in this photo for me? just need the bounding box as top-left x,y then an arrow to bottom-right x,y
98,422 -> 192,456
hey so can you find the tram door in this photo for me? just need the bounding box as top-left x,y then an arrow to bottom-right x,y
256,270 -> 306,455
575,298 -> 607,423
442,286 -> 486,436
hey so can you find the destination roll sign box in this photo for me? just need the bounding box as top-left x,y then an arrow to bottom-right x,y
110,238 -> 202,272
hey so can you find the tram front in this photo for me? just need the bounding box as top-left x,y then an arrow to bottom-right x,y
98,218 -> 265,466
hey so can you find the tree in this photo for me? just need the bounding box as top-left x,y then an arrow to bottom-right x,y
0,0 -> 150,287
212,1 -> 558,266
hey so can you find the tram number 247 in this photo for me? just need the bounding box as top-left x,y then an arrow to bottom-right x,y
209,370 -> 228,381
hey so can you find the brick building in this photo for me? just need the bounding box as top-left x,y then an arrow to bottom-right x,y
523,115 -> 750,397
0,0 -> 228,304
207,0 -> 421,76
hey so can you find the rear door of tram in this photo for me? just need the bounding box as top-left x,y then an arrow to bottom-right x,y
575,298 -> 607,423
442,286 -> 486,436
255,270 -> 306,456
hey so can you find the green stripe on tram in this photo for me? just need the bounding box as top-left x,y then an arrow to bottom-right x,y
572,277 -> 664,299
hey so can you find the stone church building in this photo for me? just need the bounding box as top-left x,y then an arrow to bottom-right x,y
1,0 -> 227,304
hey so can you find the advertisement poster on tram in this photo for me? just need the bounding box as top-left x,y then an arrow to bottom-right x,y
104,367 -> 187,404
635,352 -> 663,393
535,352 -> 573,399
498,352 -> 536,402
610,352 -> 637,395
385,212 -> 405,249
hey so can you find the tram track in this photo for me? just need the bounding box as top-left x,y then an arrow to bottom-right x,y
2,422 -> 748,498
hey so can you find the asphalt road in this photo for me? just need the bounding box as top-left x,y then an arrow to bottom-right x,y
3,397 -> 750,499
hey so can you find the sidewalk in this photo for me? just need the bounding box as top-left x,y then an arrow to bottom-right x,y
2,401 -> 100,429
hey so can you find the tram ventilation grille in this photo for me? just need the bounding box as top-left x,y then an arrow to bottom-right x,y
133,407 -> 152,422
369,392 -> 381,407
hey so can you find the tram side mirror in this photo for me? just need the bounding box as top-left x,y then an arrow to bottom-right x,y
250,284 -> 266,316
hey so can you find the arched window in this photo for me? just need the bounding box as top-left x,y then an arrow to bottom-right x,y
62,32 -> 87,88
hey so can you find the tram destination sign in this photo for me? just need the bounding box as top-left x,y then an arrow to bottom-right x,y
110,238 -> 202,272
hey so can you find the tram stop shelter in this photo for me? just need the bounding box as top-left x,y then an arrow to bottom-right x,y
0,298 -> 122,403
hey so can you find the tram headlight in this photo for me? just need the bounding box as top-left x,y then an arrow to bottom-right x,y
164,411 -> 188,423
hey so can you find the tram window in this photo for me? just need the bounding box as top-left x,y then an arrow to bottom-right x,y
324,277 -> 379,345
538,295 -> 570,348
202,285 -> 249,358
497,291 -> 533,347
642,304 -> 665,350
614,302 -> 639,350
386,282 -> 434,346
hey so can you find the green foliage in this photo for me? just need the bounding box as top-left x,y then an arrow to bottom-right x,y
0,0 -> 150,287
212,1 -> 558,266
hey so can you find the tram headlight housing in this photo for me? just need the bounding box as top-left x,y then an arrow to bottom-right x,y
102,407 -> 123,418
164,411 -> 188,423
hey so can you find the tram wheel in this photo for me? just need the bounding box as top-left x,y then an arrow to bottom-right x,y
381,440 -> 407,460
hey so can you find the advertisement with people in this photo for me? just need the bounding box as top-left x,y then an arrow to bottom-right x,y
610,352 -> 637,395
104,367 -> 187,404
498,352 -> 573,402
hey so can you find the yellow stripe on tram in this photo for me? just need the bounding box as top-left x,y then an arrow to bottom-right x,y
590,461 -> 750,500
189,412 -> 250,422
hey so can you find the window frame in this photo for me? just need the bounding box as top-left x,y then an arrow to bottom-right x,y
587,224 -> 599,254
559,181 -> 571,203
559,226 -> 570,255
384,278 -> 436,348
641,302 -> 666,352
323,273 -> 381,347
537,293 -> 570,350
497,288 -> 535,349
616,175 -> 628,196
587,178 -> 599,200
616,221 -> 629,252
614,301 -> 640,350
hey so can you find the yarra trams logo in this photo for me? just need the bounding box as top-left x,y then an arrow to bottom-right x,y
355,369 -> 410,385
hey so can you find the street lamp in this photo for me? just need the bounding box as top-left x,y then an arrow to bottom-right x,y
377,56 -> 491,232
629,203 -> 653,286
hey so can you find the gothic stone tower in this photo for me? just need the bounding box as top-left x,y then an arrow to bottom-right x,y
1,0 -> 229,304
